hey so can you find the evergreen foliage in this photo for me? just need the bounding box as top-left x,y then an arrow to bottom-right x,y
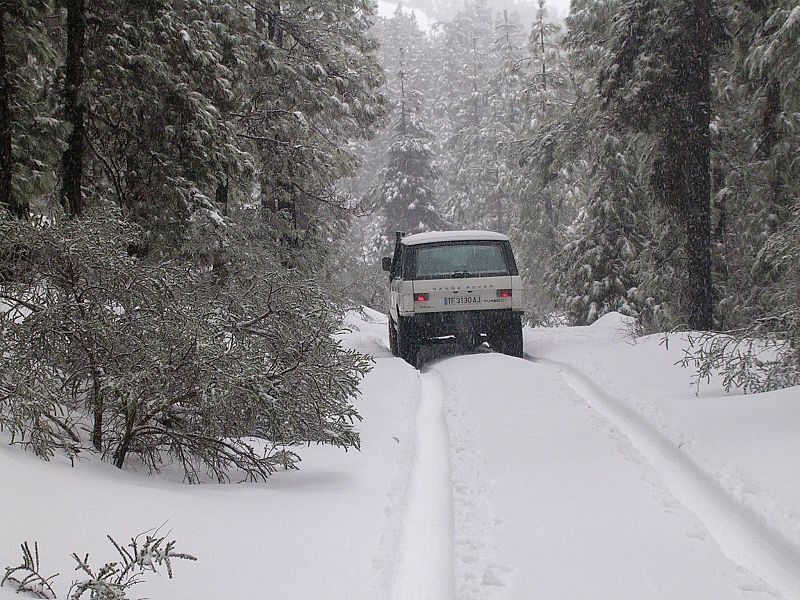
0,212 -> 369,481
377,98 -> 444,237
0,0 -> 385,479
82,0 -> 243,240
433,0 -> 498,230
1,0 -> 798,461
0,1 -> 63,217
530,0 -> 650,327
598,0 -> 725,331
551,134 -> 644,325
355,0 -> 799,385
241,0 -> 386,249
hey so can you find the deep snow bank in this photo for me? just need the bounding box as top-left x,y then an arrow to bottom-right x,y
529,313 -> 800,560
3,309 -> 799,600
0,310 -> 418,600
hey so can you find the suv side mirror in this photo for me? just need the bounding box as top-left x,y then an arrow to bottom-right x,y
381,256 -> 392,272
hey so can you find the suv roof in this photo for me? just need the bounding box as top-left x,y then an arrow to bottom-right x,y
401,230 -> 509,246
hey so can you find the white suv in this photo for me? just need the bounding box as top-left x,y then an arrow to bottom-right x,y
381,230 -> 524,366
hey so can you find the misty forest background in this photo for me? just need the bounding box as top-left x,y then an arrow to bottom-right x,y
0,0 -> 798,482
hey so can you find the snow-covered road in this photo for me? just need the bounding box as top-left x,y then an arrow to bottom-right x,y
391,372 -> 455,600
388,347 -> 784,599
3,309 -> 800,600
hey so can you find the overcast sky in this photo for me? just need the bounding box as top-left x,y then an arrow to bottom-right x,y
377,1 -> 574,28
552,0 -> 572,13
542,0 -> 572,21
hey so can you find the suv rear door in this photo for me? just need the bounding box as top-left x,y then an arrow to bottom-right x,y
409,241 -> 517,313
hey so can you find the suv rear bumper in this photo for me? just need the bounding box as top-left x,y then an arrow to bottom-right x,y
409,308 -> 522,339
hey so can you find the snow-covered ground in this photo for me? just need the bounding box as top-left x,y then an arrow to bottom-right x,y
2,310 -> 800,599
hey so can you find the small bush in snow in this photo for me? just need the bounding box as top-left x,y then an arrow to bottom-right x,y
679,329 -> 800,395
2,530 -> 194,600
677,203 -> 799,395
0,211 -> 370,481
1,541 -> 57,599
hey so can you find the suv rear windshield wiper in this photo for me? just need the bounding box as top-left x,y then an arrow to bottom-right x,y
451,271 -> 473,278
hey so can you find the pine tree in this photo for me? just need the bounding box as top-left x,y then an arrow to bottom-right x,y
474,9 -> 529,234
377,49 -> 444,238
431,0 -> 495,229
699,0 -> 800,378
60,0 -> 86,217
0,6 -> 13,217
528,0 -> 563,114
598,0 -> 725,331
52,0 -> 244,249
507,0 -> 576,322
340,1 -> 432,227
516,0 -> 569,251
0,1 -> 61,219
241,0 -> 385,256
551,134 -> 644,325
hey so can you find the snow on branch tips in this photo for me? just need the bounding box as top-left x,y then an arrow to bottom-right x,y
0,210 -> 370,483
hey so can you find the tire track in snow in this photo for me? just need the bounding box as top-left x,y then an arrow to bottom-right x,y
390,371 -> 456,600
536,356 -> 800,600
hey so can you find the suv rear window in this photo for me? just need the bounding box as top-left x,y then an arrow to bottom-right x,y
413,241 -> 513,279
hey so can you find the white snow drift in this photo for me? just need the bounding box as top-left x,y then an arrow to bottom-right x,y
1,310 -> 799,599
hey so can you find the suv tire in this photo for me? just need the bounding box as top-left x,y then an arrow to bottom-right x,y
388,315 -> 399,356
397,316 -> 419,367
493,314 -> 523,358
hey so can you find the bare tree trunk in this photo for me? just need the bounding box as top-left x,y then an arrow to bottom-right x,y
0,8 -> 24,218
760,77 -> 785,235
760,77 -> 780,158
215,172 -> 229,216
90,355 -> 103,451
268,0 -> 283,47
60,0 -> 86,217
683,0 -> 713,331
114,409 -> 136,469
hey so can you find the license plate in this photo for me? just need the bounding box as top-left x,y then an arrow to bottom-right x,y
443,296 -> 481,306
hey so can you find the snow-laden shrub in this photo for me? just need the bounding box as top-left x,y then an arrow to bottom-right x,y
679,331 -> 799,394
0,211 -> 370,481
2,530 -> 194,599
678,200 -> 800,394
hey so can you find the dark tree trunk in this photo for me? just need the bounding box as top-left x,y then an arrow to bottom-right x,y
760,77 -> 780,159
600,0 -> 719,330
268,1 -> 283,46
0,9 -> 24,218
60,0 -> 86,217
685,142 -> 713,331
113,409 -> 136,469
90,358 -> 103,451
215,176 -> 229,216
683,0 -> 714,331
761,77 -> 785,234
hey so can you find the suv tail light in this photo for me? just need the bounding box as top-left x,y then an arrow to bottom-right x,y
414,293 -> 429,302
497,289 -> 512,298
